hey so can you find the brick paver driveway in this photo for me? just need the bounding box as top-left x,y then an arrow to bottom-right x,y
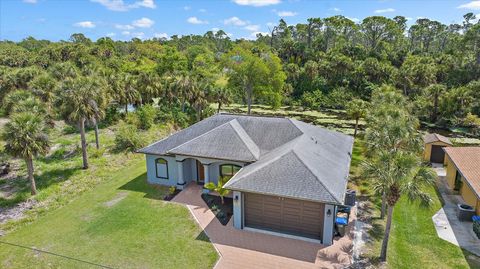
172,183 -> 355,269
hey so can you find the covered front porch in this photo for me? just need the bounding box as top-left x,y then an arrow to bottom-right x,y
145,154 -> 244,193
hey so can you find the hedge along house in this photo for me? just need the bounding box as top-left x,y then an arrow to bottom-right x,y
424,133 -> 453,164
444,147 -> 480,216
137,114 -> 354,245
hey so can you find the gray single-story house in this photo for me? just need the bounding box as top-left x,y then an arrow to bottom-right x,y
137,113 -> 354,245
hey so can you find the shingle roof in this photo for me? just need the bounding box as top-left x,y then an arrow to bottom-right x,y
168,119 -> 260,162
444,147 -> 480,198
424,133 -> 453,145
138,113 -> 354,204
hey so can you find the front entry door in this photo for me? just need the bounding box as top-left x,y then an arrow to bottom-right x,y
196,160 -> 205,184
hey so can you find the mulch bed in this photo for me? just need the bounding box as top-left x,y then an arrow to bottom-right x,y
163,189 -> 181,201
201,194 -> 233,225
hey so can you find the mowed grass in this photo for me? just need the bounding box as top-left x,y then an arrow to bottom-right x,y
348,139 -> 476,268
0,159 -> 218,269
388,187 -> 479,269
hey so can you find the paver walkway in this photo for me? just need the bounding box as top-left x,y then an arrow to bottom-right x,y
172,183 -> 355,269
432,167 -> 480,256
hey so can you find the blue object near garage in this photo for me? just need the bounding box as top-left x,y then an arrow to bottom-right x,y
473,215 -> 480,222
336,217 -> 348,225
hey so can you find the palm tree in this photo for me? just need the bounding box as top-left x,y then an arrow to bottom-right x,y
365,86 -> 422,218
112,74 -> 141,114
425,84 -> 447,122
212,86 -> 231,113
2,112 -> 50,195
346,98 -> 368,137
172,73 -> 196,112
56,76 -> 103,169
363,150 -> 436,262
205,177 -> 231,205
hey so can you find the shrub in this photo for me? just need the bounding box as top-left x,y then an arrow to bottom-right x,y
474,220 -> 480,239
168,186 -> 177,195
157,105 -> 190,129
63,125 -> 77,135
125,113 -> 140,127
136,104 -> 156,130
103,105 -> 121,126
89,147 -> 105,158
300,90 -> 324,110
114,121 -> 144,152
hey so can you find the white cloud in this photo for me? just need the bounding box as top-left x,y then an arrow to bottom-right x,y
106,32 -> 116,37
115,24 -> 134,30
154,32 -> 168,38
250,31 -> 269,39
74,21 -> 96,28
347,17 -> 360,23
90,0 -> 156,12
244,24 -> 260,31
23,0 -> 37,3
137,0 -> 155,8
133,32 -> 145,38
233,0 -> 281,7
132,17 -> 154,28
458,1 -> 480,10
405,17 -> 413,21
183,6 -> 191,10
332,7 -> 342,12
199,8 -> 207,12
223,16 -> 248,26
374,8 -> 395,14
277,11 -> 297,17
266,22 -> 275,27
211,27 -> 220,32
121,31 -> 130,35
187,16 -> 208,24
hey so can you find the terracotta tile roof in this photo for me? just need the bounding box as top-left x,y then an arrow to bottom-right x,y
444,147 -> 480,198
424,133 -> 453,145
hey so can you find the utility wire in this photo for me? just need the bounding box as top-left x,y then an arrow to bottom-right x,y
0,240 -> 115,269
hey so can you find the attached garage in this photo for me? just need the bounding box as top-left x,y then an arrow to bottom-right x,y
424,133 -> 453,164
244,193 -> 325,240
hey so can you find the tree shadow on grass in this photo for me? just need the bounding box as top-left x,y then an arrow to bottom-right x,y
118,173 -> 168,200
462,249 -> 480,269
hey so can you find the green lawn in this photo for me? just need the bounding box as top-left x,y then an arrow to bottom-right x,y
349,139 -> 478,269
0,159 -> 218,268
387,187 -> 477,269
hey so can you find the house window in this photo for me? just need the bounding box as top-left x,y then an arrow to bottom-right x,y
155,158 -> 168,179
454,170 -> 462,191
220,164 -> 241,180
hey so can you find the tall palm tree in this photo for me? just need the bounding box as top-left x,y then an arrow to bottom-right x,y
365,86 -> 422,218
56,76 -> 103,169
118,74 -> 141,114
172,73 -> 196,112
2,112 -> 50,195
363,150 -> 436,262
346,98 -> 368,138
212,86 -> 231,113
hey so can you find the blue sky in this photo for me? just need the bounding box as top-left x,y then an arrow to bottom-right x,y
1,0 -> 479,41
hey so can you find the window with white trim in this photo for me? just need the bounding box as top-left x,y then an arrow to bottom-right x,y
155,158 -> 168,179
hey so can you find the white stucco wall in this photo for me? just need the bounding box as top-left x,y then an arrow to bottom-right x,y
233,191 -> 243,229
322,204 -> 336,246
145,154 -> 178,186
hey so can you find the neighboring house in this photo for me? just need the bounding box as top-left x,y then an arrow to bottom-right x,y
424,133 -> 453,164
444,147 -> 480,215
137,114 -> 354,245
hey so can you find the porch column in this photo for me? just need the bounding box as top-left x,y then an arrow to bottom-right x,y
202,163 -> 210,193
176,160 -> 185,190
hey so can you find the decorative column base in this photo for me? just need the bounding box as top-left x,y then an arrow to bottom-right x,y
177,182 -> 186,190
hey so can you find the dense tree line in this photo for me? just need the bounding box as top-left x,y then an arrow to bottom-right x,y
1,13 -> 479,139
